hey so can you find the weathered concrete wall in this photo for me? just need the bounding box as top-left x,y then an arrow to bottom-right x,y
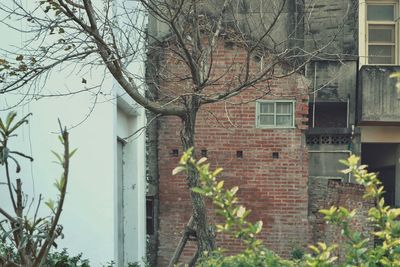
306,60 -> 358,126
148,0 -> 301,52
308,151 -> 350,179
303,0 -> 358,57
306,61 -> 357,102
358,66 -> 400,125
305,60 -> 359,182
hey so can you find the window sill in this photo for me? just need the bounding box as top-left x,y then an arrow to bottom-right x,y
306,127 -> 352,135
256,125 -> 296,129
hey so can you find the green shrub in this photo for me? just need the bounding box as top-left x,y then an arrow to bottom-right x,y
174,149 -> 400,266
0,242 -> 89,267
43,249 -> 90,267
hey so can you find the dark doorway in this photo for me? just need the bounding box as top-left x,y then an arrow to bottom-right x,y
362,143 -> 397,206
370,166 -> 395,206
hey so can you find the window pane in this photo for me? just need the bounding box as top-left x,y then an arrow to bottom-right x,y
367,5 -> 394,21
276,115 -> 292,126
259,115 -> 274,125
368,45 -> 395,64
368,25 -> 395,42
259,102 -> 274,114
276,102 -> 292,114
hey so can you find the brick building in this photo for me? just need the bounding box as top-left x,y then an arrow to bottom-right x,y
144,0 -> 400,265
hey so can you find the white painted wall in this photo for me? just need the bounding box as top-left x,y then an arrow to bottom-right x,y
115,93 -> 147,266
0,1 -> 147,266
1,92 -> 117,266
0,78 -> 147,267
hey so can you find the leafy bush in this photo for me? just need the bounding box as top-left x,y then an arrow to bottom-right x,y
43,249 -> 90,267
0,242 -> 89,267
0,242 -> 145,267
174,149 -> 400,266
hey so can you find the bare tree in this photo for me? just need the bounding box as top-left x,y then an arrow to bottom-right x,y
0,0 -> 347,264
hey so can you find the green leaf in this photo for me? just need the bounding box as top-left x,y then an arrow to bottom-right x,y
0,117 -> 5,132
197,157 -> 207,165
309,245 -> 320,254
212,167 -> 223,177
6,111 -> 17,129
230,186 -> 239,196
172,166 -> 185,175
54,175 -> 65,192
51,150 -> 63,164
254,221 -> 263,234
237,205 -> 245,218
7,113 -> 31,134
69,148 -> 78,158
390,72 -> 400,78
216,180 -> 224,190
192,187 -> 206,195
45,199 -> 56,213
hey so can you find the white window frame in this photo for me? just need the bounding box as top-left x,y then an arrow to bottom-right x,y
256,100 -> 295,128
359,0 -> 399,66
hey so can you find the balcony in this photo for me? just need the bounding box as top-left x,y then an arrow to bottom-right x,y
358,66 -> 400,125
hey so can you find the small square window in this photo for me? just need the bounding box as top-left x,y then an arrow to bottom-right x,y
256,101 -> 295,128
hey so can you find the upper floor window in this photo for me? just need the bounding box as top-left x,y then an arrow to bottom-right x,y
256,100 -> 295,128
360,1 -> 398,65
367,3 -> 396,64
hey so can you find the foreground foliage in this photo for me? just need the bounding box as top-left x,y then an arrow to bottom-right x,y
0,112 -> 74,267
173,149 -> 400,266
1,243 -> 91,266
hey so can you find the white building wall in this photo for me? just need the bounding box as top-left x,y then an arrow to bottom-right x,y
0,1 -> 147,264
0,87 -> 147,267
1,93 -> 116,265
115,93 -> 147,266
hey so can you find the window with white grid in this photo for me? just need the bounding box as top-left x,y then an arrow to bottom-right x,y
256,100 -> 295,128
366,3 -> 397,64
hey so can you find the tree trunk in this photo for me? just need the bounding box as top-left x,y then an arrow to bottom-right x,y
180,107 -> 215,259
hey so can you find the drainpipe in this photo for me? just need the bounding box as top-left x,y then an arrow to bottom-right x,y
312,62 -> 318,128
346,94 -> 350,128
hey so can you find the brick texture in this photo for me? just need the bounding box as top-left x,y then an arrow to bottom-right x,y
155,41 -> 311,265
308,178 -> 374,258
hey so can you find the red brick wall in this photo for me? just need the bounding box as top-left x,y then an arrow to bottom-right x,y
155,42 -> 310,265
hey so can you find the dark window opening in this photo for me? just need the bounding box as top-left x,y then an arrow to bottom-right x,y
308,102 -> 348,128
201,149 -> 208,157
362,143 -> 398,207
171,149 -> 179,157
236,150 -> 243,158
146,197 -> 155,235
